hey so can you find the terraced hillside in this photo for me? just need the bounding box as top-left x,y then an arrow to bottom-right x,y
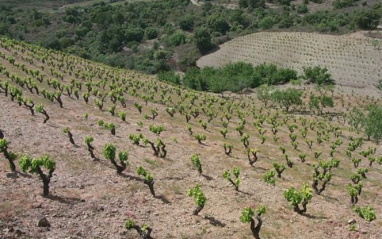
197,32 -> 382,95
0,37 -> 382,239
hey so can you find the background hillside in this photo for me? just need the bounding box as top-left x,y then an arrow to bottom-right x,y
0,0 -> 381,73
197,31 -> 382,97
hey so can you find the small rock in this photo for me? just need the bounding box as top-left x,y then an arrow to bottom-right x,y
37,215 -> 50,227
14,228 -> 24,236
348,219 -> 356,224
33,203 -> 43,209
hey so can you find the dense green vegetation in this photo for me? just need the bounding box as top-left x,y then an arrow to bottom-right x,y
159,62 -> 297,93
158,62 -> 337,94
0,0 -> 381,73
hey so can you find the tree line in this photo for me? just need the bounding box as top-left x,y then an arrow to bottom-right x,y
0,0 -> 380,74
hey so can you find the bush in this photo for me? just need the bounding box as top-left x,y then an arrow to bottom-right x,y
191,154 -> 202,174
103,143 -> 128,174
124,219 -> 153,239
187,184 -> 206,215
144,27 -> 158,40
157,71 -> 181,85
354,205 -> 376,222
193,27 -> 212,53
169,32 -> 186,46
19,154 -> 56,196
240,205 -> 266,239
179,14 -> 195,31
271,88 -> 303,112
283,183 -> 313,214
0,138 -> 17,171
223,167 -> 240,191
137,166 -> 155,196
259,17 -> 275,29
302,66 -> 335,85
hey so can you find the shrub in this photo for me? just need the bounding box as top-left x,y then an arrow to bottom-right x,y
271,88 -> 303,112
194,133 -> 206,144
149,124 -> 164,135
259,16 -> 275,30
104,122 -> 116,135
129,133 -> 143,145
312,160 -> 335,195
241,134 -> 250,148
247,148 -> 258,166
169,32 -> 186,46
263,170 -> 276,185
220,128 -> 228,138
187,184 -> 206,215
19,154 -> 56,196
118,111 -> 126,121
302,66 -> 335,86
283,183 -> 313,214
124,219 -> 153,239
84,136 -> 96,160
356,168 -> 368,178
224,143 -> 233,156
150,108 -> 158,120
223,167 -> 240,191
134,103 -> 143,114
0,139 -> 17,171
257,84 -> 275,107
347,183 -> 363,206
62,127 -> 75,145
273,162 -> 285,178
240,205 -> 266,239
137,166 -> 155,196
35,104 -> 49,123
354,205 -> 376,222
103,143 -> 128,174
191,153 -> 202,175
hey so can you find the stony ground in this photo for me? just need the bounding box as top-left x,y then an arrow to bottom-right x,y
1,36 -> 382,239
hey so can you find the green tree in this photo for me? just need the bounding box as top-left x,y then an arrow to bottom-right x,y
194,27 -> 212,53
302,66 -> 335,85
363,105 -> 382,142
239,0 -> 266,8
169,32 -> 186,46
179,14 -> 195,31
144,27 -> 158,40
259,16 -> 275,30
272,88 -> 303,112
257,84 -> 275,107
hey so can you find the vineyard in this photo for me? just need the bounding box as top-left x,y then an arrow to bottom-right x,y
197,32 -> 382,97
0,36 -> 382,239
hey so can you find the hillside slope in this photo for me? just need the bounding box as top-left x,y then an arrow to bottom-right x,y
197,32 -> 382,96
0,38 -> 382,239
